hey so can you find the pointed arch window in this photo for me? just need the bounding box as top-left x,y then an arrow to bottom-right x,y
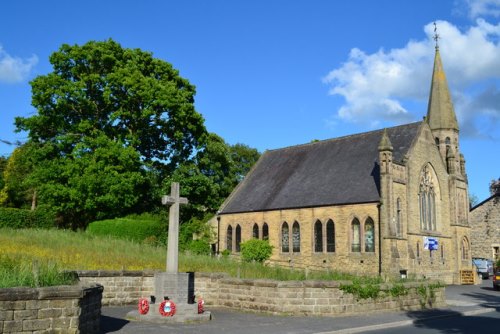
416,241 -> 420,258
281,222 -> 289,253
262,223 -> 269,240
461,237 -> 470,260
226,225 -> 233,251
396,198 -> 402,236
314,220 -> 323,252
235,225 -> 241,252
253,223 -> 259,239
364,218 -> 375,252
326,219 -> 335,252
419,165 -> 437,231
292,221 -> 301,253
351,218 -> 361,252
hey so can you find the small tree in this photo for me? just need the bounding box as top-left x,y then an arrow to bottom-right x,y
240,239 -> 273,263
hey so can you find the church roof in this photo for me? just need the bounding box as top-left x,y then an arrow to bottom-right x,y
219,122 -> 422,214
426,47 -> 458,131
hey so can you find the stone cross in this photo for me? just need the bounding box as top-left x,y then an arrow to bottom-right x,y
162,182 -> 188,273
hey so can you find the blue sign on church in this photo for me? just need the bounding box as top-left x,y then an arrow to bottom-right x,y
424,237 -> 438,250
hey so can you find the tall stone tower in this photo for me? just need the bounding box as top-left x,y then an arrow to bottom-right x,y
426,42 -> 470,276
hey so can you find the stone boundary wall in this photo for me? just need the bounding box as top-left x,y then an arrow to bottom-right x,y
0,284 -> 102,334
77,271 -> 445,317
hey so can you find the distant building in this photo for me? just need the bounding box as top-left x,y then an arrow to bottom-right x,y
215,46 -> 472,284
469,188 -> 500,261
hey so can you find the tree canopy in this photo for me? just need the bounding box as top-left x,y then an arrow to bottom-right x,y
5,39 -> 260,229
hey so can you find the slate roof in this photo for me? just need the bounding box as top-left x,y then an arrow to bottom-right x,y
220,122 -> 422,214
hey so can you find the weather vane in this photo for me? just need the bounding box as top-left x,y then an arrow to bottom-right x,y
433,22 -> 440,49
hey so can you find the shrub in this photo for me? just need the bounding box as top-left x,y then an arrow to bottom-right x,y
86,213 -> 166,245
0,207 -> 55,229
186,239 -> 211,255
240,239 -> 273,263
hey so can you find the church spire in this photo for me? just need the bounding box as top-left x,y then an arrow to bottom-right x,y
426,33 -> 458,132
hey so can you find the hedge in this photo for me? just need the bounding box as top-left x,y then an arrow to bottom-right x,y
0,207 -> 55,229
86,214 -> 167,245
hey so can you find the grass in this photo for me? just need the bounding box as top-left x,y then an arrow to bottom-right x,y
0,228 -> 385,288
0,255 -> 77,288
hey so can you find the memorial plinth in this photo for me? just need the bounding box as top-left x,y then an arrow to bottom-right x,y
126,183 -> 211,323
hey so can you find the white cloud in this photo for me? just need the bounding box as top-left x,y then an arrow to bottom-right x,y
0,45 -> 38,83
323,18 -> 500,138
464,0 -> 500,18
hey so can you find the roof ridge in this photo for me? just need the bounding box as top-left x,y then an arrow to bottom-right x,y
266,121 -> 422,153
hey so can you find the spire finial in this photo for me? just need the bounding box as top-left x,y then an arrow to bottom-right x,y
433,22 -> 440,50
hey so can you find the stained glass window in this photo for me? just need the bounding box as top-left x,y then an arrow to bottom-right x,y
281,222 -> 289,253
292,222 -> 300,253
314,220 -> 323,252
263,223 -> 269,240
326,219 -> 335,252
226,225 -> 232,251
253,223 -> 259,239
351,219 -> 361,252
235,225 -> 241,252
364,218 -> 375,252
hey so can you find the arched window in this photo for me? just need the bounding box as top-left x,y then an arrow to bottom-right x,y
445,137 -> 451,145
441,244 -> 444,260
461,237 -> 470,260
396,198 -> 402,236
292,221 -> 301,253
364,218 -> 375,252
235,225 -> 241,252
252,223 -> 259,239
416,242 -> 420,258
326,219 -> 335,252
314,220 -> 323,252
351,218 -> 361,252
281,222 -> 289,253
226,225 -> 233,251
262,223 -> 269,240
419,165 -> 437,231
435,137 -> 440,146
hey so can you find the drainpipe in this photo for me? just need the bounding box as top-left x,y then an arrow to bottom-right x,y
377,203 -> 382,276
216,215 -> 221,255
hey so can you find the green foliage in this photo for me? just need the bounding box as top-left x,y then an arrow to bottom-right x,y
229,143 -> 261,182
185,239 -> 211,255
339,281 -> 381,299
12,39 -> 208,228
0,255 -> 77,288
389,283 -> 408,297
86,213 -> 167,245
0,207 -> 55,229
0,156 -> 6,190
240,239 -> 273,263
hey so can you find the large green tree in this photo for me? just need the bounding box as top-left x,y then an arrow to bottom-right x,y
16,39 -> 206,173
13,40 -> 207,228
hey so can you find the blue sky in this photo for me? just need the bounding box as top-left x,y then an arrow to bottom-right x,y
0,0 -> 499,201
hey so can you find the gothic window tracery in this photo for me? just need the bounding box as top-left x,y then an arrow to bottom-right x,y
419,165 -> 437,231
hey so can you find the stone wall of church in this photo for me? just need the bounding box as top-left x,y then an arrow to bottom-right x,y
218,203 -> 380,275
400,124 -> 470,284
469,195 -> 500,260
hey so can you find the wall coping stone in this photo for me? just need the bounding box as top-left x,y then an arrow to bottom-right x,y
0,283 -> 103,301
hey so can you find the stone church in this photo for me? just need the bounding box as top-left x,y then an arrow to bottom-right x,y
215,46 -> 472,284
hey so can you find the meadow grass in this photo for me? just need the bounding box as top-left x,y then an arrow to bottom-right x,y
0,228 -> 383,286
